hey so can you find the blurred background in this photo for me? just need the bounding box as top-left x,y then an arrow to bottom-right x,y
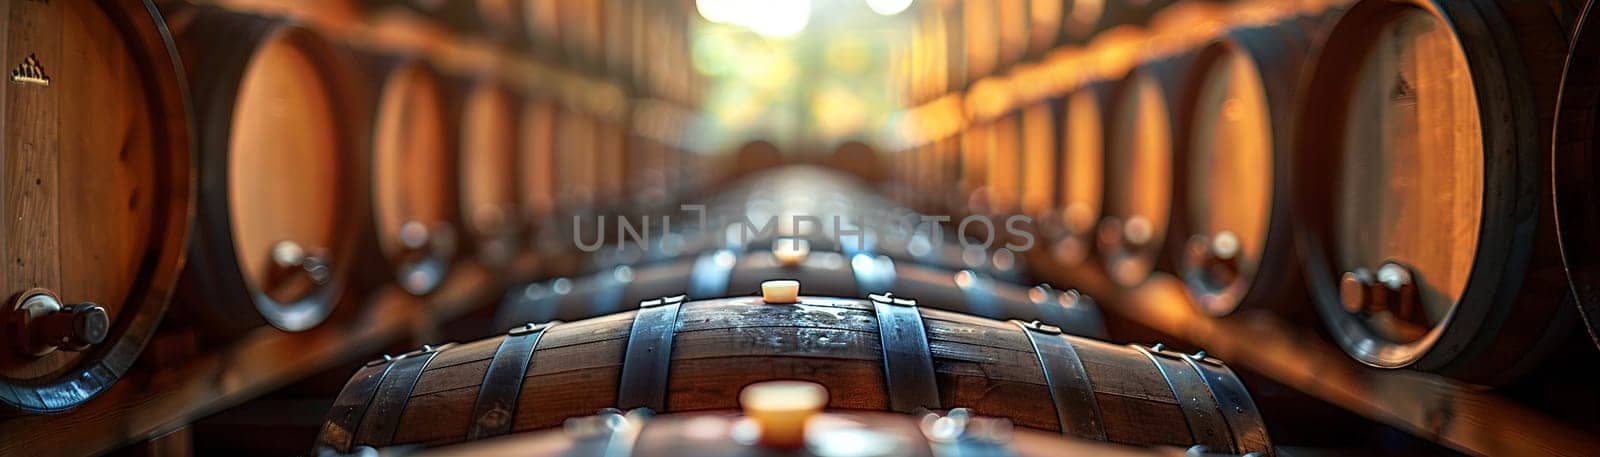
7,0 -> 1600,456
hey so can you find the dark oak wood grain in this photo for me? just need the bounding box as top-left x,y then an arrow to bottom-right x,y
1100,53 -> 1191,289
1293,0 -> 1583,385
1173,21 -> 1315,318
169,6 -> 368,334
352,54 -> 463,297
0,0 -> 192,414
323,296 -> 1269,454
419,411 -> 1200,457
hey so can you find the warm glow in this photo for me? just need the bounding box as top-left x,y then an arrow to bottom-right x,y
866,0 -> 913,16
698,0 -> 812,38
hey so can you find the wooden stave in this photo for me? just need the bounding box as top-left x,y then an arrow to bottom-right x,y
0,0 -> 195,414
1171,23 -> 1313,318
1099,54 -> 1194,290
319,295 -> 1269,453
1556,2 -> 1600,351
169,7 -> 369,334
496,249 -> 1105,338
1291,0 -> 1581,385
350,54 -> 465,297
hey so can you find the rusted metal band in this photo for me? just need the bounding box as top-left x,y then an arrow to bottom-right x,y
1179,352 -> 1274,456
871,293 -> 941,413
316,355 -> 398,452
1133,344 -> 1236,453
467,322 -> 558,440
618,295 -> 686,410
1013,320 -> 1106,441
354,343 -> 451,447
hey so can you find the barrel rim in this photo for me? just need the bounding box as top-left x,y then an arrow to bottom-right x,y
1099,56 -> 1189,289
363,58 -> 462,296
0,0 -> 196,413
1174,24 -> 1310,317
184,10 -> 369,332
451,76 -> 527,269
1042,81 -> 1115,273
1554,1 -> 1600,351
1291,0 -> 1540,372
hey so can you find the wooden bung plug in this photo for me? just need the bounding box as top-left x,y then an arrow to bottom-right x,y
739,380 -> 828,449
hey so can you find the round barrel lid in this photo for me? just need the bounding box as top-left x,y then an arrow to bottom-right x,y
1181,45 -> 1275,316
0,0 -> 192,412
373,62 -> 457,295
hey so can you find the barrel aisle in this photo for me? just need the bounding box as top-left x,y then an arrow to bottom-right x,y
2,1 -> 1599,456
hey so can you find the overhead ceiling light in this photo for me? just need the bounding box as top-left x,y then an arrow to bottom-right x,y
866,0 -> 913,16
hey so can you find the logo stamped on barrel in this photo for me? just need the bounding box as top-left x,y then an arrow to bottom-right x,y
11,54 -> 51,87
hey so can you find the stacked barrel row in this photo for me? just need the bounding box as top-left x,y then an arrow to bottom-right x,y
230,0 -> 701,108
896,0 -> 1260,108
0,0 -> 702,415
889,0 -> 1600,387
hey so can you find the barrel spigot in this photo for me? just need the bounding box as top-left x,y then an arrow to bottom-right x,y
1098,215 -> 1154,253
1187,231 -> 1241,290
398,219 -> 457,263
1340,262 -> 1418,316
266,240 -> 331,299
1374,262 -> 1419,316
10,291 -> 108,356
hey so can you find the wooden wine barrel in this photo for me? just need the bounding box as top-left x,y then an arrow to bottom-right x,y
319,294 -> 1270,453
1293,0 -> 1580,385
453,76 -> 524,269
1039,81 -> 1112,274
402,408 -> 1213,457
359,57 -> 462,296
499,248 -> 1104,337
1556,3 -> 1600,351
170,7 -> 366,333
1099,56 -> 1191,289
1172,23 -> 1311,317
0,0 -> 192,413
